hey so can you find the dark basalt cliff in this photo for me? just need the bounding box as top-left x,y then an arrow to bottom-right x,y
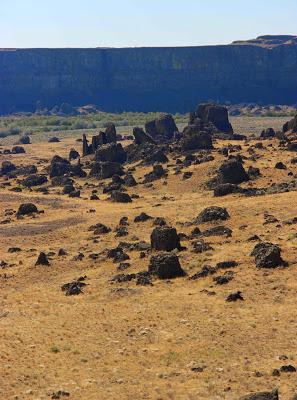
0,35 -> 297,114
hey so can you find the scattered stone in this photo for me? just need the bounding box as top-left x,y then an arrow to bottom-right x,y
145,114 -> 178,142
280,365 -> 296,373
133,127 -> 156,145
217,159 -> 249,184
35,252 -> 50,266
134,212 -> 152,223
192,240 -> 212,253
201,225 -> 232,237
275,161 -> 287,170
151,226 -> 182,251
153,217 -> 167,226
189,265 -> 217,280
11,145 -> 26,154
213,183 -> 243,197
196,206 -> 230,223
239,389 -> 278,400
69,148 -> 80,160
48,137 -> 60,143
17,203 -> 38,216
226,291 -> 244,302
111,191 -> 132,203
149,253 -> 185,279
21,174 -> 47,187
61,276 -> 87,296
251,242 -> 285,268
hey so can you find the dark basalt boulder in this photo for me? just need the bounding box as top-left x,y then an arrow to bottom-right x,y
21,174 -> 48,187
134,212 -> 152,223
49,156 -> 70,178
287,142 -> 297,151
83,124 -> 117,156
133,127 -> 156,145
69,162 -> 86,178
11,165 -> 38,178
49,156 -> 85,178
62,184 -> 75,194
51,176 -> 73,186
143,164 -> 166,183
124,174 -> 137,187
260,128 -> 276,139
144,149 -> 168,164
125,142 -> 160,163
239,389 -> 278,400
69,148 -> 80,160
16,135 -> 31,145
95,143 -> 127,164
69,190 -> 80,198
88,223 -> 111,235
151,226 -> 182,251
145,114 -> 178,141
196,206 -> 230,223
283,114 -> 297,133
89,161 -> 124,179
11,146 -> 26,154
201,225 -> 232,237
111,191 -> 132,203
191,103 -> 233,134
213,183 -> 243,197
251,242 -> 285,268
149,253 -> 185,279
48,136 -> 60,143
104,123 -> 117,143
1,161 -> 16,175
217,159 -> 249,184
17,203 -> 38,216
275,161 -> 286,170
181,126 -> 213,151
35,252 -> 50,266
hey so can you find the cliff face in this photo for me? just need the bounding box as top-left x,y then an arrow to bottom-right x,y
1,38 -> 297,113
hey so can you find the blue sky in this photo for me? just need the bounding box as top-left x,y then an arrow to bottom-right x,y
1,0 -> 296,48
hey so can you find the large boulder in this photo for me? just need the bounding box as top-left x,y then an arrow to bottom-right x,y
104,123 -> 117,143
1,161 -> 16,175
217,159 -> 249,184
17,203 -> 38,216
151,226 -> 182,251
110,191 -> 132,203
89,161 -> 124,179
251,242 -> 285,268
149,253 -> 185,279
239,389 -> 278,400
16,135 -> 31,145
49,156 -> 70,178
11,146 -> 26,154
69,148 -> 80,160
49,156 -> 85,178
196,206 -> 230,223
191,104 -> 233,134
133,127 -> 156,145
145,114 -> 178,142
95,143 -> 127,164
181,126 -> 213,151
283,114 -> 297,133
21,174 -> 47,187
260,128 -> 276,139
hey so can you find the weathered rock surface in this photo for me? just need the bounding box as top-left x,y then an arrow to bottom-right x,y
1,37 -> 296,114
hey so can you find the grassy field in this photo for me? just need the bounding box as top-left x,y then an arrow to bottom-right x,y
0,112 -> 290,145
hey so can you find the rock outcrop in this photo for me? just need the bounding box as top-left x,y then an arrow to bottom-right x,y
1,36 -> 296,114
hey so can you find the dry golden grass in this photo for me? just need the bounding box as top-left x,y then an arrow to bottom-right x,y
1,131 -> 297,400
